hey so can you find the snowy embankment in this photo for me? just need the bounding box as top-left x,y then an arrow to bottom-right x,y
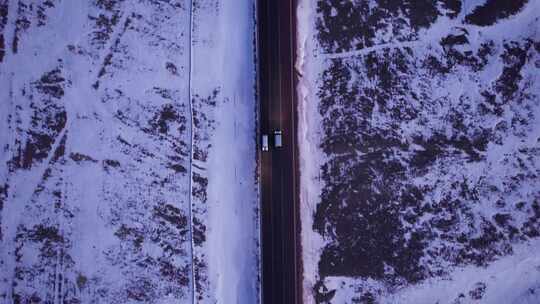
190,0 -> 259,303
295,0 -> 325,303
296,0 -> 540,303
0,0 -> 259,303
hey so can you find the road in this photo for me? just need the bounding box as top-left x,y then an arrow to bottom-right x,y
258,0 -> 301,303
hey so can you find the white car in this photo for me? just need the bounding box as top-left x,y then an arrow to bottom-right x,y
274,130 -> 282,148
262,134 -> 269,151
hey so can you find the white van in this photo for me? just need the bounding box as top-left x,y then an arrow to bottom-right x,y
262,134 -> 269,151
274,130 -> 282,148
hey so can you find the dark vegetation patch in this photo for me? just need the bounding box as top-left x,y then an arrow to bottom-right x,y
104,202 -> 193,298
69,152 -> 98,163
103,159 -> 120,172
134,96 -> 190,161
168,163 -> 186,173
0,0 -> 6,62
36,1 -> 56,27
18,131 -> 55,169
115,224 -> 144,249
7,0 -> 56,52
495,41 -> 531,101
35,68 -> 66,98
95,0 -> 120,11
522,200 -> 540,238
469,282 -> 487,300
465,0 -> 528,26
355,292 -> 376,304
12,222 -> 78,303
92,16 -> 132,89
9,68 -> 67,170
192,89 -> 219,162
194,256 -> 208,301
192,172 -> 208,204
441,0 -> 462,18
111,206 -> 191,296
192,216 -> 206,246
88,0 -> 123,49
24,224 -> 64,243
149,203 -> 190,257
89,11 -> 120,48
149,103 -> 181,134
493,213 -> 512,226
125,278 -> 155,302
316,0 -> 443,53
0,184 -> 7,227
166,62 -> 178,75
411,130 -> 490,166
0,1 -> 7,28
440,30 -> 468,48
76,273 -> 88,290
0,34 -> 5,62
314,281 -> 337,304
152,203 -> 188,233
438,30 -> 497,72
12,1 -> 30,54
158,259 -> 190,287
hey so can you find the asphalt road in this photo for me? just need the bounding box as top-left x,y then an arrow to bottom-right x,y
258,0 -> 300,303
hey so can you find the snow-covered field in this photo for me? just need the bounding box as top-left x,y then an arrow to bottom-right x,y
0,0 -> 259,303
297,0 -> 540,303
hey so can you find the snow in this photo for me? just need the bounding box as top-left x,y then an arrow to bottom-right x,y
386,239 -> 540,304
191,0 -> 260,303
318,240 -> 540,304
0,0 -> 259,302
296,0 -> 326,302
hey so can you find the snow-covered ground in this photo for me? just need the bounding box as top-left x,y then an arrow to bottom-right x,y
296,0 -> 326,302
190,0 -> 259,303
297,0 -> 540,303
0,0 -> 259,303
